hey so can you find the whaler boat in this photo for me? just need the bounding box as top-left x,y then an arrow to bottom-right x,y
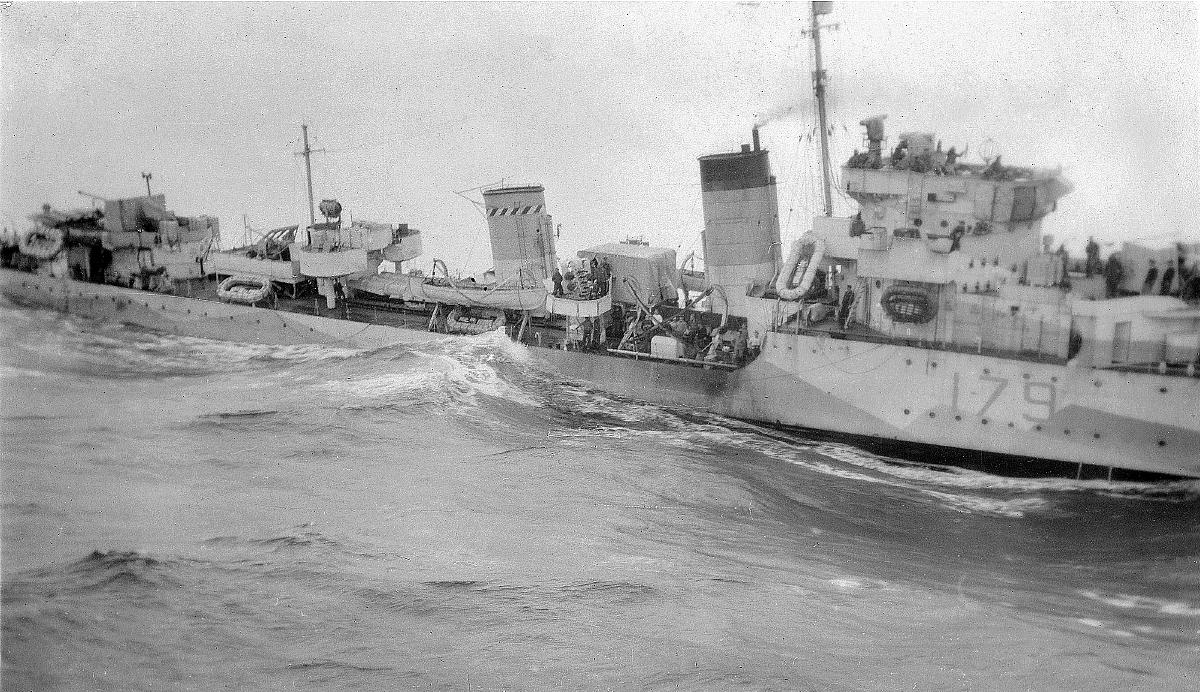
2,3 -> 1197,479
217,275 -> 273,305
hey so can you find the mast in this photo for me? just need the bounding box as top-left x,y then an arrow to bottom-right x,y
809,1 -> 834,217
300,124 -> 316,226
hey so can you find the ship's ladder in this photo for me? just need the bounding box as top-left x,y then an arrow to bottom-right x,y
906,172 -> 926,227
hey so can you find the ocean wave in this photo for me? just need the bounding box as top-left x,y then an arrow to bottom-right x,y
810,441 -> 1200,500
201,526 -> 345,554
316,351 -> 540,412
1079,589 -> 1200,618
0,364 -> 47,379
46,549 -> 183,591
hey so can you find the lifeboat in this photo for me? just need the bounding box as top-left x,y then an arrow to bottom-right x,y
420,281 -> 546,310
19,227 -> 64,260
776,232 -> 826,301
217,275 -> 273,305
881,284 -> 938,324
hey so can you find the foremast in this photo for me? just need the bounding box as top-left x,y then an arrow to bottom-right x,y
807,1 -> 836,217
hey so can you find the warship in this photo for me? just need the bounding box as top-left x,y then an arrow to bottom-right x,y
2,3 -> 1197,479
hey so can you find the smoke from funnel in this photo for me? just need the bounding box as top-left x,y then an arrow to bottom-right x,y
754,104 -> 798,128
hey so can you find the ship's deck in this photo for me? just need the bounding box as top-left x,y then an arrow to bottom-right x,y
774,310 -> 1200,377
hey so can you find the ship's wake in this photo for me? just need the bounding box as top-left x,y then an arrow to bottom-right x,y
5,302 -> 1196,511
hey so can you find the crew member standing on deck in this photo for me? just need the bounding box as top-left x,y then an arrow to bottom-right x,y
551,266 -> 564,297
1104,253 -> 1125,298
1142,260 -> 1158,295
333,280 -> 347,317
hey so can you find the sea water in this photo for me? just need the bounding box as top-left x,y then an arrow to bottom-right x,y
2,301 -> 1199,690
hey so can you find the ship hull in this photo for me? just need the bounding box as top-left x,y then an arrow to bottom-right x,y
5,269 -> 1198,478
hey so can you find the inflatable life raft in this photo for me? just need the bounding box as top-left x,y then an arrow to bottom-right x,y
217,275 -> 273,304
776,232 -> 826,301
19,227 -> 64,260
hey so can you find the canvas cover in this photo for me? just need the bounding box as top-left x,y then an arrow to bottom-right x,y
578,243 -> 678,307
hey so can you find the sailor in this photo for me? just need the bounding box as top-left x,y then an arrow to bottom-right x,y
592,260 -> 608,297
949,222 -> 966,252
601,259 -> 613,295
1104,253 -> 1125,298
1085,237 -> 1101,277
333,279 -> 346,315
850,212 -> 866,237
890,139 -> 908,167
735,324 -> 749,362
748,331 -> 762,358
944,145 -> 965,173
551,266 -> 564,297
1142,259 -> 1158,295
837,283 -> 856,326
706,327 -> 723,362
1160,263 -> 1176,295
931,141 -> 948,175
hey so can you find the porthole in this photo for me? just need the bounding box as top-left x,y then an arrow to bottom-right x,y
1159,387 -> 1168,393
1158,440 -> 1167,447
929,412 -> 936,418
1035,425 -> 1043,431
1022,373 -> 1031,380
1093,433 -> 1101,439
1007,422 -> 1015,428
981,419 -> 988,425
1064,429 -> 1070,435
955,415 -> 962,421
903,409 -> 910,415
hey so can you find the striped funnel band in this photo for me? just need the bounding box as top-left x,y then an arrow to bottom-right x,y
487,205 -> 545,217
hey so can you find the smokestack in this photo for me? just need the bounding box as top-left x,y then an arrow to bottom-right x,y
752,126 -> 761,152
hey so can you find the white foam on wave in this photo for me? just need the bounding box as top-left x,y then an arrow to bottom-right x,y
1079,589 -> 1200,618
0,365 -> 45,379
147,334 -> 365,366
436,327 -> 534,366
318,352 -> 540,409
802,440 -> 1200,503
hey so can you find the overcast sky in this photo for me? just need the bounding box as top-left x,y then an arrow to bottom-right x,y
3,1 -> 1197,271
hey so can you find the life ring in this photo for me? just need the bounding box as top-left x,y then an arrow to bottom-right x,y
776,232 -> 826,301
19,227 -> 64,260
881,284 -> 937,324
217,275 -> 273,304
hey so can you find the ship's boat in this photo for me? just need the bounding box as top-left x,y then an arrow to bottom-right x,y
776,232 -> 825,301
421,281 -> 546,310
439,305 -> 506,335
19,227 -> 64,260
881,284 -> 938,324
354,271 -> 547,310
217,275 -> 273,304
